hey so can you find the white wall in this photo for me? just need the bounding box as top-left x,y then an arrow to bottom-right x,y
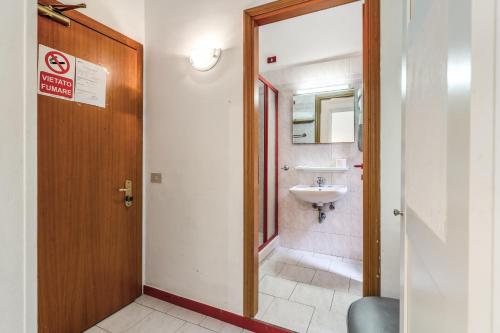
469,0 -> 495,331
259,2 -> 362,72
0,1 -> 37,332
380,0 -> 402,299
494,1 -> 500,330
144,0 -> 266,314
64,0 -> 145,43
145,0 -> 402,314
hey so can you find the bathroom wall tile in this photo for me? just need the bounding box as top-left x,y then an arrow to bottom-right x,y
293,144 -> 333,166
330,234 -> 351,258
349,237 -> 363,261
350,214 -> 363,237
331,173 -> 349,186
331,193 -> 350,215
332,213 -> 349,236
274,58 -> 364,264
268,246 -> 305,265
311,232 -> 332,255
349,215 -> 363,238
350,191 -> 363,215
279,188 -> 311,211
348,173 -> 362,193
332,143 -> 352,160
280,228 -> 315,252
348,55 -> 363,75
280,208 -> 315,231
278,144 -> 295,169
321,212 -> 351,236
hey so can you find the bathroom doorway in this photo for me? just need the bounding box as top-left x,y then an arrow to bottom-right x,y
243,0 -> 381,329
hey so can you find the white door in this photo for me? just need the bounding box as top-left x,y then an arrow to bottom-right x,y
402,0 -> 497,332
402,0 -> 470,332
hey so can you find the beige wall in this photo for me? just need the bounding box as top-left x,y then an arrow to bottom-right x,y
144,0 -> 269,314
0,1 -> 37,332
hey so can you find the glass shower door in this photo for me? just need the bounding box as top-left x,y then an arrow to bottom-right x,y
258,76 -> 279,250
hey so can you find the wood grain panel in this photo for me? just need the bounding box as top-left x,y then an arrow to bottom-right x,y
243,11 -> 260,318
362,0 -> 381,296
38,11 -> 143,333
245,0 -> 358,26
243,0 -> 381,317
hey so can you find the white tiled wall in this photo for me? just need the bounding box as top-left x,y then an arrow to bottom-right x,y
263,56 -> 363,260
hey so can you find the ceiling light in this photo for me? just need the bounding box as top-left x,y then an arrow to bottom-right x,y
189,48 -> 222,71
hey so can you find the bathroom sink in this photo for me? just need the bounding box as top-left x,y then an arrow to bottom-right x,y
289,184 -> 348,205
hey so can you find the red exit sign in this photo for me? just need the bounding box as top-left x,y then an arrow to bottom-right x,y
267,56 -> 277,64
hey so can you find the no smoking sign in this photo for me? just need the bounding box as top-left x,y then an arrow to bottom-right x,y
38,45 -> 75,100
45,51 -> 71,74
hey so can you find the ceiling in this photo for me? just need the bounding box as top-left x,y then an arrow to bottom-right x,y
259,1 -> 363,73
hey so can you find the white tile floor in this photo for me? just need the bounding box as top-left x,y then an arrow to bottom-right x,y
84,295 -> 245,333
84,246 -> 362,333
257,246 -> 362,333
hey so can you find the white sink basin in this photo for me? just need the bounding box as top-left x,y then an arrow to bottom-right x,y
289,185 -> 348,205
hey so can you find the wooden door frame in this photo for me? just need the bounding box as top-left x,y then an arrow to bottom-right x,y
37,0 -> 144,300
243,0 -> 380,317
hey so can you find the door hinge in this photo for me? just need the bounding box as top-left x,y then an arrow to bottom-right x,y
37,3 -> 86,27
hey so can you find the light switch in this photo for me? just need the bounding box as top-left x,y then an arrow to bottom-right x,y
150,173 -> 162,184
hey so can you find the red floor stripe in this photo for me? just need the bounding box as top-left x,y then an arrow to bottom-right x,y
143,285 -> 294,333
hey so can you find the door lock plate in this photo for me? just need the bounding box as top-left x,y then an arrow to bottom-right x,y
118,180 -> 133,207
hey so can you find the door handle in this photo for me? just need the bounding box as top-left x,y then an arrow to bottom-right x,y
393,209 -> 404,217
118,180 -> 133,207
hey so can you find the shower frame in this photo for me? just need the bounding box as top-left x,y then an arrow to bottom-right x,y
258,75 -> 279,251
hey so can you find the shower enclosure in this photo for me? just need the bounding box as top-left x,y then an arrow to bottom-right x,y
258,75 -> 279,250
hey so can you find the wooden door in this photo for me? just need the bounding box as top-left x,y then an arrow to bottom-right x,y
37,9 -> 143,333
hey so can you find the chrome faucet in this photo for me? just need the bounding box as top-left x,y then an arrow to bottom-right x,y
316,176 -> 326,187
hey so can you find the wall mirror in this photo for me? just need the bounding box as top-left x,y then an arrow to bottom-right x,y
292,89 -> 356,144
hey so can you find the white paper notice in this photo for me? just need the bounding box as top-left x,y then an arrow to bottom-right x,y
74,58 -> 107,108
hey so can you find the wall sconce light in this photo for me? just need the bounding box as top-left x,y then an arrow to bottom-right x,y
189,48 -> 222,71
